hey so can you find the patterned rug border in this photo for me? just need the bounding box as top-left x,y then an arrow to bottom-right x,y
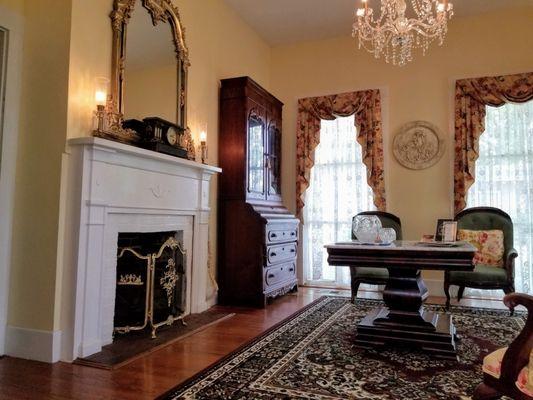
156,295 -> 331,399
157,295 -> 522,399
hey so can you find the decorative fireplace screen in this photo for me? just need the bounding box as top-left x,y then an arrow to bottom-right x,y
114,231 -> 186,338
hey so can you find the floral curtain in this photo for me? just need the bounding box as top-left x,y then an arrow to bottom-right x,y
454,72 -> 533,213
296,90 -> 385,218
467,102 -> 533,294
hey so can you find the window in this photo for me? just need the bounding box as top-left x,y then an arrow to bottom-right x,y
303,115 -> 375,287
467,101 -> 533,294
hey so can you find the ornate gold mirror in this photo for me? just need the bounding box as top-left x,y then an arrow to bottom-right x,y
95,0 -> 191,152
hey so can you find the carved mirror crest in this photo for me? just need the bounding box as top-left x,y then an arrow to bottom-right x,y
95,0 -> 190,146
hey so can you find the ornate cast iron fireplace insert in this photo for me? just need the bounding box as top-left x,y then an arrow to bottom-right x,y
114,231 -> 186,338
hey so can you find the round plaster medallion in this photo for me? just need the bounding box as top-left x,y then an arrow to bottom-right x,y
393,121 -> 445,170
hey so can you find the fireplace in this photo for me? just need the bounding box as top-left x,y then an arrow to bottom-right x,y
115,231 -> 186,338
62,137 -> 221,361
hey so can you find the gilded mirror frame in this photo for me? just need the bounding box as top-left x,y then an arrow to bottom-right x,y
96,0 -> 190,144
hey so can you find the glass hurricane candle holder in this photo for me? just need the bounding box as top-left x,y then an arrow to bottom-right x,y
199,130 -> 207,164
94,77 -> 110,133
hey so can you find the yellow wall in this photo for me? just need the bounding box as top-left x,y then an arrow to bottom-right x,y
7,0 -> 72,331
7,0 -> 533,335
4,0 -> 270,333
4,0 -> 271,330
272,7 -> 533,240
67,0 -> 112,141
271,7 -> 533,283
59,0 -> 271,312
0,0 -> 23,14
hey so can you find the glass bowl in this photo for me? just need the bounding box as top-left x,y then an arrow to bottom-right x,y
378,227 -> 396,245
352,215 -> 382,243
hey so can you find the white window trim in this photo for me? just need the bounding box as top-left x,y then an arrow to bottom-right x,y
0,6 -> 24,355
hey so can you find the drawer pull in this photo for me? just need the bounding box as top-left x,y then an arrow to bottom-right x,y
289,267 -> 294,272
291,232 -> 296,236
290,249 -> 295,253
268,274 -> 275,279
271,233 -> 277,238
271,252 -> 277,257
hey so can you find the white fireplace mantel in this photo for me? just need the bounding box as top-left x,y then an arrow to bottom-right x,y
61,137 -> 220,361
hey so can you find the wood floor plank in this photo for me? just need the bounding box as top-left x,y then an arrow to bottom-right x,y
0,288 -> 507,400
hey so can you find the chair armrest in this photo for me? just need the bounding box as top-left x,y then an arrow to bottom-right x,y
503,248 -> 518,278
504,292 -> 533,313
499,293 -> 533,383
505,248 -> 518,262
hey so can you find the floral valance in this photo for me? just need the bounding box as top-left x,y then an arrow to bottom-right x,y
296,90 -> 385,218
454,72 -> 533,214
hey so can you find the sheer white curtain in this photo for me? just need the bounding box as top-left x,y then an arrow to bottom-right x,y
467,101 -> 533,294
303,115 -> 375,287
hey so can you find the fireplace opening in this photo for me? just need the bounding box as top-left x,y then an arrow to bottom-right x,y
114,231 -> 186,338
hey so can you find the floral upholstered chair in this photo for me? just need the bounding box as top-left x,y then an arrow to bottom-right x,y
444,207 -> 517,309
349,211 -> 402,302
473,293 -> 533,400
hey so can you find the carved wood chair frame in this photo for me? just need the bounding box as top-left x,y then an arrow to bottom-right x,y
473,293 -> 533,400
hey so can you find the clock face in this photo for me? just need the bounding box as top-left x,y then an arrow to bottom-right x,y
166,128 -> 178,146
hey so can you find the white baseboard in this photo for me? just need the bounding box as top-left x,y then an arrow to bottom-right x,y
0,319 -> 5,356
6,326 -> 62,363
425,279 -> 445,297
356,279 -> 458,299
425,278 -> 458,298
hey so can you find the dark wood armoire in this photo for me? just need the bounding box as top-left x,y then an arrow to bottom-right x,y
218,76 -> 299,307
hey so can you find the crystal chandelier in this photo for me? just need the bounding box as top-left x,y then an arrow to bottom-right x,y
352,0 -> 453,66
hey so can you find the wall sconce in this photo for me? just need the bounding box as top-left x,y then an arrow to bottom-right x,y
94,77 -> 110,133
199,129 -> 207,164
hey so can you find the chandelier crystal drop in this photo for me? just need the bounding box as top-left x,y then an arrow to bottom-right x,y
352,0 -> 453,66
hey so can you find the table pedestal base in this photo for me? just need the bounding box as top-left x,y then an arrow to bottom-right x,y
355,268 -> 458,360
355,307 -> 458,360
326,241 -> 475,361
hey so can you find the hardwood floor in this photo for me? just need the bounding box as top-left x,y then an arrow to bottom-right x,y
0,288 -> 509,400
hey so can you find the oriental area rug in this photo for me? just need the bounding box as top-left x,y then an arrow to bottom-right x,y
160,296 -> 525,400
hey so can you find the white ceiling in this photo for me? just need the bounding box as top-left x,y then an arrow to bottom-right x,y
224,0 -> 533,46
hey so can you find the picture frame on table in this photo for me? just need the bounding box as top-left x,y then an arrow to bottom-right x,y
435,219 -> 454,242
442,221 -> 458,242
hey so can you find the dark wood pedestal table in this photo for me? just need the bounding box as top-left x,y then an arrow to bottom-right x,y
325,240 -> 476,360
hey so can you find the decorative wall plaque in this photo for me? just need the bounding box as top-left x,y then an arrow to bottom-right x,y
393,121 -> 445,170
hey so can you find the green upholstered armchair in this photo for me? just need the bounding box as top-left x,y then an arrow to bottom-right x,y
444,207 -> 517,309
349,211 -> 402,302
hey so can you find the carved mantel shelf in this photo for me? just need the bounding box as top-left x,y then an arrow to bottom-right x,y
68,137 -> 221,175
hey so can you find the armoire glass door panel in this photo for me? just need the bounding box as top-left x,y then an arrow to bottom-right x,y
267,123 -> 282,198
247,114 -> 265,197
